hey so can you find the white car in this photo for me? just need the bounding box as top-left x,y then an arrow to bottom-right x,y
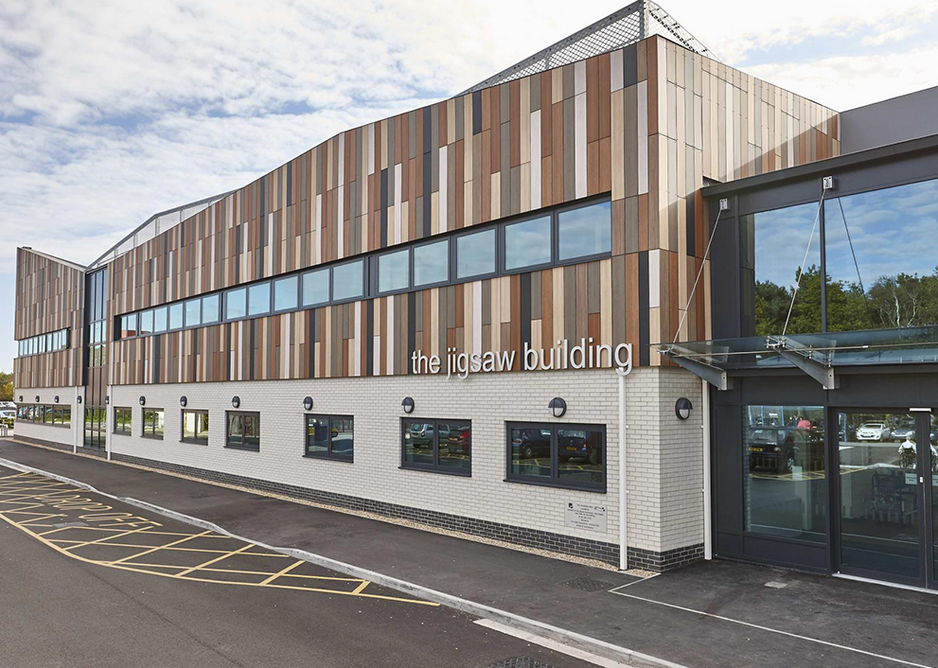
856,422 -> 891,442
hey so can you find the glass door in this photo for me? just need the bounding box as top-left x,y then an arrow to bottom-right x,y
835,411 -> 925,586
931,415 -> 937,588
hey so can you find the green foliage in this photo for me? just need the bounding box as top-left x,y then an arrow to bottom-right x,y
754,266 -> 938,335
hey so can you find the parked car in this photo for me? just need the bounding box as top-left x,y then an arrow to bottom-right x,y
513,427 -> 551,460
747,426 -> 817,473
891,420 -> 917,443
0,409 -> 15,427
557,428 -> 601,465
405,422 -> 435,448
856,422 -> 891,442
0,401 -> 16,410
441,424 -> 471,456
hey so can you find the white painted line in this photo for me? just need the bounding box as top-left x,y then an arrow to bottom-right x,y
0,456 -> 686,668
833,573 -> 938,596
608,574 -> 659,592
609,590 -> 932,668
474,618 -> 630,668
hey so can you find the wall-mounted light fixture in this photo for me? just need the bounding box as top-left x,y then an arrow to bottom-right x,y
35,395 -> 40,403
675,397 -> 693,420
139,396 -> 146,406
232,396 -> 241,409
549,397 -> 567,418
180,396 -> 187,407
54,396 -> 60,404
77,396 -> 82,404
18,395 -> 23,403
105,396 -> 109,405
401,397 -> 415,414
303,396 -> 313,411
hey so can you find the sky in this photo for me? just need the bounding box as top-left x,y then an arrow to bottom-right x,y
2,0 -> 938,373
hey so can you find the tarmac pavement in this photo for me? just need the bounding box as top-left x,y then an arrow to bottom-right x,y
1,438 -> 936,668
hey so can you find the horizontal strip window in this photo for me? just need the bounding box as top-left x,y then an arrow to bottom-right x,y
16,328 -> 70,358
226,411 -> 260,451
305,414 -> 353,461
182,409 -> 209,445
114,195 -> 611,340
15,404 -> 71,427
506,422 -> 606,492
401,418 -> 471,476
113,407 -> 132,435
142,408 -> 165,440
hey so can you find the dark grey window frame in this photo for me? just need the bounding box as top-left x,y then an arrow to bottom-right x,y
141,407 -> 165,440
272,275 -> 300,313
112,195 -> 612,341
505,421 -> 607,493
400,417 -> 472,477
303,414 -> 354,462
374,247 -> 412,296
225,410 -> 261,451
181,409 -> 209,445
113,407 -> 133,435
15,328 -> 70,358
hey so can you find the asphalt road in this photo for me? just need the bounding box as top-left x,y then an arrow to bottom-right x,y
0,466 -> 595,668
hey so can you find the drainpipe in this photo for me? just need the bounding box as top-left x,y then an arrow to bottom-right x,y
105,385 -> 112,461
73,387 -> 80,455
701,378 -> 712,560
617,366 -> 630,571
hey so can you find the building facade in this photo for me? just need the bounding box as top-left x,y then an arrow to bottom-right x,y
17,4 -> 935,589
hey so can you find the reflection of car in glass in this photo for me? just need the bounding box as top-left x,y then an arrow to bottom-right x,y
891,421 -> 916,443
514,428 -> 551,460
406,422 -> 434,448
557,429 -> 601,465
441,424 -> 471,455
856,422 -> 891,441
747,426 -> 816,473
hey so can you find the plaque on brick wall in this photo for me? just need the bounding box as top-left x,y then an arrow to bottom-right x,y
564,501 -> 607,533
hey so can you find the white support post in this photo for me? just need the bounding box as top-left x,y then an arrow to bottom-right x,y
702,377 -> 712,560
617,367 -> 630,571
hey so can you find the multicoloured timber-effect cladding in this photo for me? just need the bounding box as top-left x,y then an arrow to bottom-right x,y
13,248 -> 85,389
16,36 -> 841,388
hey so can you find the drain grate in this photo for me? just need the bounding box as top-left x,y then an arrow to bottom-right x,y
561,576 -> 615,592
486,658 -> 554,668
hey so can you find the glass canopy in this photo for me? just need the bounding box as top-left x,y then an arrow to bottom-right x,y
660,325 -> 938,371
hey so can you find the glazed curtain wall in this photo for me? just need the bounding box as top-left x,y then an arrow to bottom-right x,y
105,36 -> 839,384
13,249 -> 85,389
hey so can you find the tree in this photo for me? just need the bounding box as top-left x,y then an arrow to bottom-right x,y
0,371 -> 13,402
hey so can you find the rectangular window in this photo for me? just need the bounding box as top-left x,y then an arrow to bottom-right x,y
302,268 -> 330,307
402,418 -> 471,475
53,406 -> 71,426
378,249 -> 410,293
122,313 -> 137,338
153,306 -> 168,333
226,288 -> 247,320
142,408 -> 165,440
413,240 -> 449,287
507,422 -> 605,491
202,294 -> 220,324
504,215 -> 552,271
456,228 -> 495,279
185,298 -> 201,327
248,282 -> 271,316
113,407 -> 132,435
557,200 -> 611,261
169,303 -> 184,330
182,410 -> 209,444
740,202 -> 821,336
743,405 -> 826,543
139,310 -> 154,335
305,414 -> 354,461
274,276 -> 299,312
226,411 -> 260,451
333,260 -> 364,301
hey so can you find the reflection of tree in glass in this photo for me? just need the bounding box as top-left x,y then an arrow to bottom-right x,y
755,265 -> 938,335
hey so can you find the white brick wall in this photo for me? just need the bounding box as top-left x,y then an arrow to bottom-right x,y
13,386 -> 82,448
19,368 -> 706,555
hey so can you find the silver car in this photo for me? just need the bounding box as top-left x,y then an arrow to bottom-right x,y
856,422 -> 891,442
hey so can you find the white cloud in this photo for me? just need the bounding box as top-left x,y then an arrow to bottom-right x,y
2,0 -> 938,372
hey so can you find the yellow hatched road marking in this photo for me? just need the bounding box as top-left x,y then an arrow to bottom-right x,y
0,473 -> 437,606
174,542 -> 256,577
259,559 -> 306,585
108,531 -> 214,565
64,526 -> 155,551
